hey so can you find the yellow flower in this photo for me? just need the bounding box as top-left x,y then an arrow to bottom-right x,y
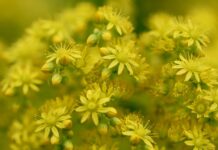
132,55 -> 149,83
88,82 -> 116,98
75,89 -> 116,125
102,41 -> 138,75
173,54 -> 207,82
9,110 -> 45,150
121,114 -> 155,148
171,19 -> 209,53
7,36 -> 46,63
46,42 -> 81,65
35,96 -> 75,141
1,63 -> 42,95
184,125 -> 215,150
199,68 -> 218,88
98,6 -> 133,35
203,89 -> 218,104
188,97 -> 217,118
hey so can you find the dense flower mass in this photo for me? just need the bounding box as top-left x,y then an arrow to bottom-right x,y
1,1 -> 218,150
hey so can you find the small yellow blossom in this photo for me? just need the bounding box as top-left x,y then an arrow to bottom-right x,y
46,42 -> 81,65
35,96 -> 75,142
75,89 -> 116,125
121,114 -> 155,148
98,6 -> 133,35
184,125 -> 215,150
102,41 -> 138,75
9,110 -> 45,150
173,54 -> 208,82
1,63 -> 42,95
171,19 -> 209,53
188,97 -> 217,118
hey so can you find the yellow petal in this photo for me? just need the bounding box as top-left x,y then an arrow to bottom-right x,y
81,111 -> 90,123
108,60 -> 119,69
125,63 -> 133,75
176,69 -> 187,75
118,63 -> 124,75
106,23 -> 114,30
185,71 -> 192,81
92,112 -> 99,125
52,126 -> 59,137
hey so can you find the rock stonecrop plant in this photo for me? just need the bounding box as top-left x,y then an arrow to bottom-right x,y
1,1 -> 218,150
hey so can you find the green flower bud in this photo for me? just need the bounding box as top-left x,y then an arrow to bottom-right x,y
41,62 -> 54,73
97,123 -> 108,135
106,107 -> 117,117
52,73 -> 62,85
111,117 -> 122,126
50,135 -> 59,145
64,141 -> 73,150
87,34 -> 98,45
63,119 -> 73,129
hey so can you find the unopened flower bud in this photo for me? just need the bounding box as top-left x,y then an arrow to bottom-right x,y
87,34 -> 98,45
97,123 -> 108,135
106,107 -> 117,117
63,119 -> 73,129
102,31 -> 112,41
41,62 -> 54,73
50,135 -> 60,145
67,130 -> 74,136
100,47 -> 110,55
52,73 -> 62,85
111,117 -> 122,126
64,141 -> 74,150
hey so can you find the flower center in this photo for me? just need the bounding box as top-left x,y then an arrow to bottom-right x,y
87,102 -> 97,110
116,51 -> 128,63
135,128 -> 147,137
195,102 -> 207,114
46,115 -> 57,125
186,61 -> 199,72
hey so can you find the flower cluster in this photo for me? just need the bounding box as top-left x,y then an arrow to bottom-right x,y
35,96 -> 75,144
1,1 -> 218,150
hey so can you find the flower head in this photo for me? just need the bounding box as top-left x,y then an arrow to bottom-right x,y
46,42 -> 81,65
184,125 -> 215,150
173,54 -> 207,82
1,63 -> 42,95
188,97 -> 217,118
9,110 -> 45,150
171,19 -> 209,54
102,41 -> 138,75
97,6 -> 133,35
35,96 -> 75,142
121,114 -> 155,148
75,89 -> 116,125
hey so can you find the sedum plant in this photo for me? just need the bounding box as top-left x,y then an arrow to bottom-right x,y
1,1 -> 218,150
